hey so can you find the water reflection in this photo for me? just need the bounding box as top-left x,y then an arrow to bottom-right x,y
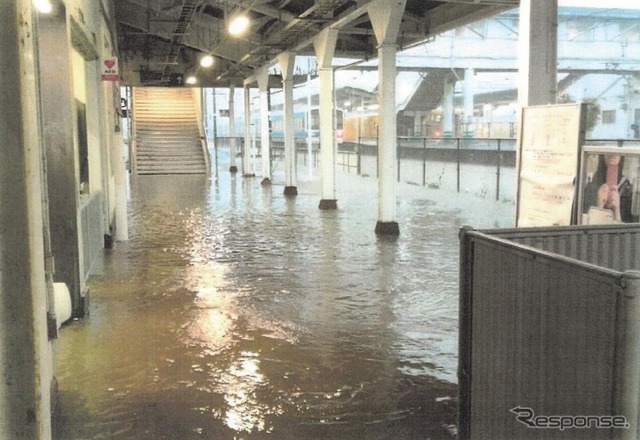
219,351 -> 274,434
53,172 -> 514,439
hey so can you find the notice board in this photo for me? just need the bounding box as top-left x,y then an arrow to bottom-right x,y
516,103 -> 585,227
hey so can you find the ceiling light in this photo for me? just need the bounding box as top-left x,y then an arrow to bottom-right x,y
228,15 -> 250,37
34,0 -> 52,13
186,75 -> 197,85
200,55 -> 214,68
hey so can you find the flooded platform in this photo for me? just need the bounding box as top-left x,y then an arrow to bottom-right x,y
52,168 -> 514,439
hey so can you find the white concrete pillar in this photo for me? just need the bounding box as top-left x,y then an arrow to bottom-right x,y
112,93 -> 129,241
242,84 -> 255,176
443,76 -> 454,138
375,44 -> 399,234
101,82 -> 128,242
413,111 -> 423,137
369,0 -> 406,235
229,83 -> 238,173
1,1 -> 53,438
314,29 -> 339,209
89,62 -> 113,244
518,0 -> 558,107
114,138 -> 129,241
305,73 -> 315,179
278,51 -> 297,195
256,68 -> 271,184
464,68 -> 475,137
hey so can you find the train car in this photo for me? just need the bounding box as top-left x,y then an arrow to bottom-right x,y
270,108 -> 344,145
343,112 -> 444,141
211,107 -> 344,147
343,109 -> 518,141
343,112 -> 379,142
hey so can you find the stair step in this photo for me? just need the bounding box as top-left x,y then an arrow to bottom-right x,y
132,86 -> 207,176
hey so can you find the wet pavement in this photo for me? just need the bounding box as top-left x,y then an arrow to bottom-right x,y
52,166 -> 514,439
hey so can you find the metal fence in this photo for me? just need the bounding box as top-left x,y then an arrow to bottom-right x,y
339,137 -> 517,201
459,224 -> 640,440
211,136 -> 640,203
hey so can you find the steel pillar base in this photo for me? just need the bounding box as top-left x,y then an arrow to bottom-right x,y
284,186 -> 298,196
229,166 -> 238,173
318,199 -> 338,210
261,177 -> 271,186
375,221 -> 400,236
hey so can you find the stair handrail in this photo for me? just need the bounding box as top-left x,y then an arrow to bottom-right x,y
193,88 -> 211,176
199,126 -> 211,175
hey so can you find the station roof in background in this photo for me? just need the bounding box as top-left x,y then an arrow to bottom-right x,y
114,0 -> 518,87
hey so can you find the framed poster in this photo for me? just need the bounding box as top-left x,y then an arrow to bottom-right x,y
577,145 -> 640,225
516,103 -> 586,227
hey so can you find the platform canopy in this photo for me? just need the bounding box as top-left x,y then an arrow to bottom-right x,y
114,0 -> 518,87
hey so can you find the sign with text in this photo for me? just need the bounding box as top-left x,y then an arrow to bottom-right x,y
101,57 -> 119,81
516,104 -> 585,227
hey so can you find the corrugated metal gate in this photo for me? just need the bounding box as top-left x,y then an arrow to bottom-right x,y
459,224 -> 640,440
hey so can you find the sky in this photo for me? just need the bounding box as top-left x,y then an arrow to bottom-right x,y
559,0 -> 640,8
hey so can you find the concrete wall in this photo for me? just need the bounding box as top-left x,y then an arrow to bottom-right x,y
0,0 -> 122,437
38,0 -> 119,312
1,2 -> 54,438
39,4 -> 83,316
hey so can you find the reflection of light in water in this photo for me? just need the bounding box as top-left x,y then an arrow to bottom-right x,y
184,298 -> 237,356
182,264 -> 237,355
182,262 -> 229,294
181,262 -> 284,433
217,351 -> 281,433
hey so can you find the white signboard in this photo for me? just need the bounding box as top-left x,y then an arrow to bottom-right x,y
101,57 -> 119,81
516,104 -> 585,227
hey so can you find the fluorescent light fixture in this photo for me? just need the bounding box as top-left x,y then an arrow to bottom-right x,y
228,15 -> 250,36
34,0 -> 52,13
185,75 -> 197,85
200,55 -> 214,68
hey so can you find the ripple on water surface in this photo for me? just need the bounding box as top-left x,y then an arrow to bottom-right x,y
54,173 -> 514,439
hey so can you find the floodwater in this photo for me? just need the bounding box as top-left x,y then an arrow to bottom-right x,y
52,167 -> 514,439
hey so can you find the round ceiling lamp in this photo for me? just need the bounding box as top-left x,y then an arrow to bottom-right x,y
228,15 -> 250,37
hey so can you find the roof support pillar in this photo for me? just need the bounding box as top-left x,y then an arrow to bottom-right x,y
518,0 -> 558,106
256,67 -> 271,184
278,51 -> 298,196
443,76 -> 455,138
112,86 -> 129,241
229,83 -> 238,173
242,84 -> 255,176
464,68 -> 475,137
314,29 -> 339,209
0,1 -> 53,438
368,0 -> 406,235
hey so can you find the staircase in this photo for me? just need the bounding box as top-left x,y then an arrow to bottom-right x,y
405,69 -> 451,113
132,87 -> 208,175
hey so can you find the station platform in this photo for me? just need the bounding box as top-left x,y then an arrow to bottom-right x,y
52,167 -> 513,439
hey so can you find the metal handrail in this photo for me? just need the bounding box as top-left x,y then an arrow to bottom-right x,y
198,122 -> 211,176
